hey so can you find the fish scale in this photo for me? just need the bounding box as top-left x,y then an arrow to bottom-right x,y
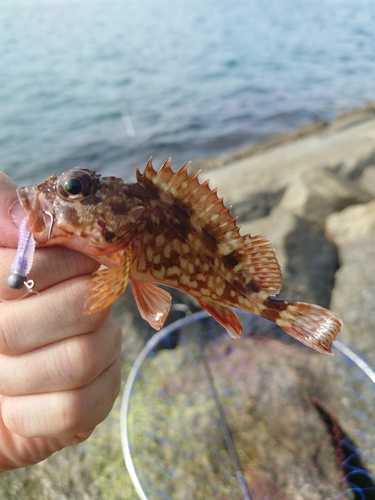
15,157 -> 343,353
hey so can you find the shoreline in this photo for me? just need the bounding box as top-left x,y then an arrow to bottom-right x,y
193,102 -> 375,212
191,102 -> 375,173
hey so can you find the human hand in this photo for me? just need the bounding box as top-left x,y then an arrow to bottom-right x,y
0,172 -> 122,471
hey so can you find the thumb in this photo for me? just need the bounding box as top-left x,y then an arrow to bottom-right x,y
0,172 -> 25,248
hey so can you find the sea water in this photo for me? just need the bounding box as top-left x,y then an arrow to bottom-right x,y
1,0 -> 375,184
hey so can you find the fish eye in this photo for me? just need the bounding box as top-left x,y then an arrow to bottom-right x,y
64,178 -> 84,195
58,169 -> 94,199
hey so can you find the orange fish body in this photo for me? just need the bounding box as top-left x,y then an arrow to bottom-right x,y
17,158 -> 342,354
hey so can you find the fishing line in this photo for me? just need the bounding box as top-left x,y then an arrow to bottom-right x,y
120,106 -> 136,138
121,308 -> 251,498
191,317 -> 252,500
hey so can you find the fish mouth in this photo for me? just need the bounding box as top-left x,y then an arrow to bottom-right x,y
17,186 -> 54,240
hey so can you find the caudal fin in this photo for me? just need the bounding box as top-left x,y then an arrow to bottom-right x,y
265,298 -> 343,354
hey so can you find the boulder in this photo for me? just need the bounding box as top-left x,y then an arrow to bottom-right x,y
358,165 -> 375,196
325,200 -> 375,246
330,234 -> 375,365
240,207 -> 338,308
279,168 -> 373,230
230,188 -> 284,223
199,115 -> 375,210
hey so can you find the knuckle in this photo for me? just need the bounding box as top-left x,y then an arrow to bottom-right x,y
105,318 -> 123,362
0,357 -> 16,395
0,306 -> 20,355
109,355 -> 122,399
59,391 -> 86,436
59,335 -> 100,388
1,396 -> 35,438
1,397 -> 20,434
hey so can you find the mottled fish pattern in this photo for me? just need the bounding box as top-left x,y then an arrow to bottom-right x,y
16,158 -> 342,353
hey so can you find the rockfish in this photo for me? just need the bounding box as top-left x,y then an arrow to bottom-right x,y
16,158 -> 342,353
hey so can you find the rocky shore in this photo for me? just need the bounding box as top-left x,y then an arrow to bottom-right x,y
2,104 -> 375,499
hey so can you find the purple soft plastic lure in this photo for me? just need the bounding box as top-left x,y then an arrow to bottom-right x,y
7,217 -> 36,290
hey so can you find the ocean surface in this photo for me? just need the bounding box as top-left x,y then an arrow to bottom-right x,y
1,0 -> 375,185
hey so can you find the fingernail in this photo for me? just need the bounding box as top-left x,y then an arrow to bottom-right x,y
9,200 -> 26,227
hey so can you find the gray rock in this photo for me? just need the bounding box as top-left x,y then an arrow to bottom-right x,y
279,168 -> 373,230
358,165 -> 375,196
330,235 -> 375,365
199,116 -> 375,209
241,207 -> 338,308
326,200 -> 375,245
231,187 -> 285,223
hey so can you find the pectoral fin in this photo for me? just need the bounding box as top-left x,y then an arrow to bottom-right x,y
198,300 -> 242,338
130,279 -> 172,330
84,247 -> 132,314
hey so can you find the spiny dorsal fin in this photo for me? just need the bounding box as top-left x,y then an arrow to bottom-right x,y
137,157 -> 239,234
137,158 -> 283,295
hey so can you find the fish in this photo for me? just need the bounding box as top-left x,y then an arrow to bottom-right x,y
15,158 -> 342,354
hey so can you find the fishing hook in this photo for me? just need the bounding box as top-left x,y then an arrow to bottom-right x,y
43,210 -> 55,240
24,279 -> 35,291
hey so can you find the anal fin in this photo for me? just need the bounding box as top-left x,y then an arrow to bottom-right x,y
84,247 -> 131,314
198,300 -> 242,338
131,279 -> 172,330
